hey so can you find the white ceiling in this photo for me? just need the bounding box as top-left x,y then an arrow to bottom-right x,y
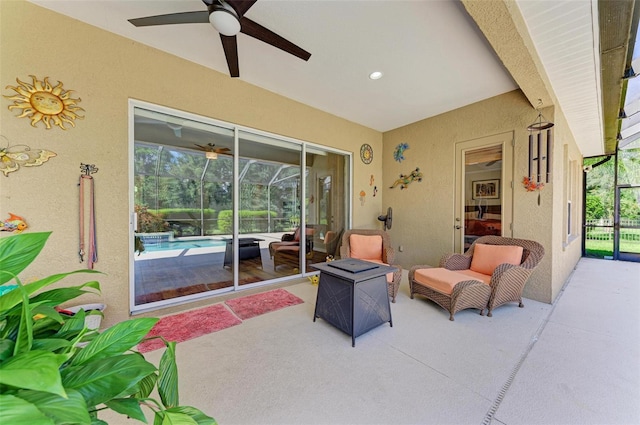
515,0 -> 603,157
27,0 -> 603,155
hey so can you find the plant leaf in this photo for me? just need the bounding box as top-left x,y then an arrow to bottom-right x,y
56,309 -> 87,338
0,270 -> 101,314
16,388 -> 91,425
0,350 -> 67,397
71,318 -> 158,366
0,338 -> 15,360
32,337 -> 73,353
156,410 -> 199,425
134,372 -> 158,399
0,393 -> 55,425
30,284 -> 101,308
165,406 -> 217,425
105,398 -> 148,423
0,232 -> 51,285
62,354 -> 157,407
14,283 -> 34,355
158,341 -> 179,408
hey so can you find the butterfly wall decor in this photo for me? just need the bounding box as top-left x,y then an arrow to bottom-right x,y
0,137 -> 57,176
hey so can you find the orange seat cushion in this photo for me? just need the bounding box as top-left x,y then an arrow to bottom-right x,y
469,243 -> 523,276
413,268 -> 485,295
272,241 -> 299,249
349,234 -> 383,261
457,269 -> 491,285
274,245 -> 300,253
365,259 -> 394,282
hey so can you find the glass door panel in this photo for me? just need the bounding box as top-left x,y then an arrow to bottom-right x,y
455,132 -> 513,253
464,145 -> 503,251
306,150 -> 349,268
238,131 -> 302,279
132,107 -> 235,308
615,186 -> 640,262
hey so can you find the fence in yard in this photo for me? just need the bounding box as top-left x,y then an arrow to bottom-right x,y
585,219 -> 640,242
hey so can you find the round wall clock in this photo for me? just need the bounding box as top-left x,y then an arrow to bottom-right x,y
360,144 -> 373,164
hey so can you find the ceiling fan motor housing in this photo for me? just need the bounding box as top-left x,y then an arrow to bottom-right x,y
209,3 -> 241,36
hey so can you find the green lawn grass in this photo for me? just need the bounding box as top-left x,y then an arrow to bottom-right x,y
585,238 -> 640,258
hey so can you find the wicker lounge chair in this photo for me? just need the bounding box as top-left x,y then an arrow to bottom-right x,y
269,227 -> 313,268
409,236 -> 544,320
339,229 -> 403,303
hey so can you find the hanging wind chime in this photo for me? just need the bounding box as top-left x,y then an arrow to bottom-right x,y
79,163 -> 98,269
525,101 -> 554,205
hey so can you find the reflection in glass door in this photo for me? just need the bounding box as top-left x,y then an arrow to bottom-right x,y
463,145 -> 503,251
132,107 -> 235,308
454,132 -> 513,253
237,131 -> 302,280
307,150 -> 348,268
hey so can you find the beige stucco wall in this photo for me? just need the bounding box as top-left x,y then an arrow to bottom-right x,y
550,107 -> 583,301
0,1 -> 583,325
0,1 -> 381,326
382,90 -> 583,303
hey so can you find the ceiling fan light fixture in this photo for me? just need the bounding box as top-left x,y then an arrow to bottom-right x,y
209,4 -> 241,36
205,151 -> 218,160
369,71 -> 383,80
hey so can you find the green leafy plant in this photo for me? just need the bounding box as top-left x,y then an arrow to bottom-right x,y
0,232 -> 216,425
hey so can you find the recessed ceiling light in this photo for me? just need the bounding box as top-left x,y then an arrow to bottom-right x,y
369,71 -> 383,80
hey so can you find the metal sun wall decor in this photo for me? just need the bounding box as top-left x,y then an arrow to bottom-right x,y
4,75 -> 84,130
390,167 -> 423,189
393,142 -> 409,162
0,136 -> 57,177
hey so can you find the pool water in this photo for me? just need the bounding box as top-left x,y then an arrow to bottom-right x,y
143,239 -> 226,252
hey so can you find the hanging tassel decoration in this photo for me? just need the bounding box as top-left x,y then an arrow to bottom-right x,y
79,163 -> 98,269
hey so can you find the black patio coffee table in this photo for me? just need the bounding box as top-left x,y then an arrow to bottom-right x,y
312,258 -> 396,347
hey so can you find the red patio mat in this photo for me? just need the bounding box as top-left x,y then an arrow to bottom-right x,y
225,288 -> 304,320
137,303 -> 241,353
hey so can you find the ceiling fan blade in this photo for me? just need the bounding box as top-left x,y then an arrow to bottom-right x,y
226,0 -> 258,17
216,147 -> 232,153
128,11 -> 209,27
220,34 -> 240,77
240,17 -> 311,61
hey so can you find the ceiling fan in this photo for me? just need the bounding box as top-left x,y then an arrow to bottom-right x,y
128,0 -> 311,78
194,143 -> 232,159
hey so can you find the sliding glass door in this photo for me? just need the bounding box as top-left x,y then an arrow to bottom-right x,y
130,101 -> 350,312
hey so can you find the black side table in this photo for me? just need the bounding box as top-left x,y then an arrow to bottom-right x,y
312,259 -> 397,347
223,237 -> 264,268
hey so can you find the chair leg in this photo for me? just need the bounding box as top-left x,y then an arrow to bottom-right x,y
487,310 -> 493,317
479,308 -> 485,316
449,313 -> 455,321
519,301 -> 524,308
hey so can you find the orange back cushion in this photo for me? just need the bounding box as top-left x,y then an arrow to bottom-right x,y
470,243 -> 524,276
349,234 -> 383,261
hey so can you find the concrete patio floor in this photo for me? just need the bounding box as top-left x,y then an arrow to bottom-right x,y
118,258 -> 639,424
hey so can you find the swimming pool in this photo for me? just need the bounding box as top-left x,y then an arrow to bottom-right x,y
143,238 -> 226,252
